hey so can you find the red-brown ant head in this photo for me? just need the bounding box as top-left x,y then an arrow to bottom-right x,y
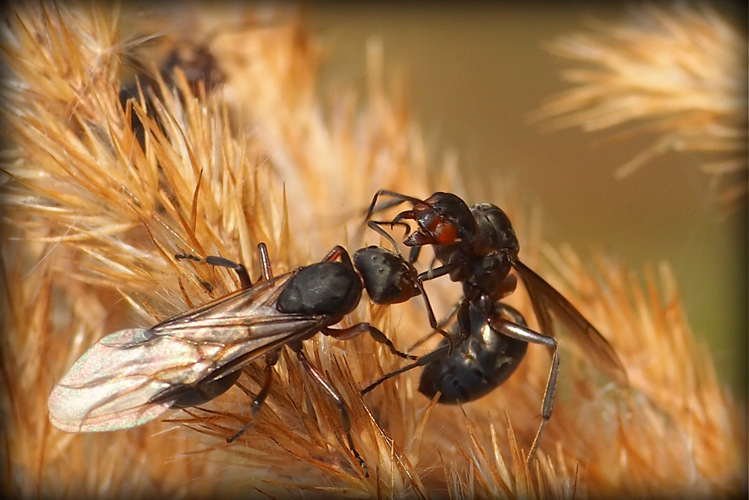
396,192 -> 477,247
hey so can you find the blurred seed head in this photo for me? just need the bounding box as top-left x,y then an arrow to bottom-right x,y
532,4 -> 747,211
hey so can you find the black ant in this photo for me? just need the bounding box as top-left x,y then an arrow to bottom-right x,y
49,235 -> 439,477
360,190 -> 628,464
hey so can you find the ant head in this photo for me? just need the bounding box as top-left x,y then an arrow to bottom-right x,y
353,246 -> 420,305
395,192 -> 477,247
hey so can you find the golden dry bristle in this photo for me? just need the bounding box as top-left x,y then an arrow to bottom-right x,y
531,3 -> 748,211
1,3 -> 744,498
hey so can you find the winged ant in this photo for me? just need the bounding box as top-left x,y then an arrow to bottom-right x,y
48,236 -> 438,477
360,190 -> 628,464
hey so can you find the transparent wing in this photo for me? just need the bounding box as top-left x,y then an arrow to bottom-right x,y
512,259 -> 629,387
148,271 -> 300,339
48,271 -> 327,432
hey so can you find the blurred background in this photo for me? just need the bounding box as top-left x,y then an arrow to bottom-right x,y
311,2 -> 746,392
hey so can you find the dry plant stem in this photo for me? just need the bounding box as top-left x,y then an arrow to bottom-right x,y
1,2 -> 745,498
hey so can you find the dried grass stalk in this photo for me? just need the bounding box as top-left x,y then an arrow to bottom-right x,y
1,3 -> 744,498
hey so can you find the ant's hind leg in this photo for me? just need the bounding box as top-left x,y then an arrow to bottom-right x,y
294,347 -> 369,477
226,350 -> 278,443
488,307 -> 559,466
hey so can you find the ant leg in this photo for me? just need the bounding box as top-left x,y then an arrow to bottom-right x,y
293,347 -> 368,477
175,253 -> 252,289
487,305 -> 559,466
364,189 -> 422,221
323,323 -> 418,361
407,301 -> 460,352
360,343 -> 450,396
204,256 -> 252,288
318,245 -> 350,264
413,279 -> 459,354
361,298 -> 469,396
255,242 -> 274,280
174,243 -> 274,289
415,262 -> 455,283
409,264 -> 464,354
366,220 -> 412,246
226,350 -> 278,443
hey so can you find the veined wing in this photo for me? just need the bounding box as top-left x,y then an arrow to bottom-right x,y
48,270 -> 329,433
512,259 -> 628,387
149,270 -> 304,340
